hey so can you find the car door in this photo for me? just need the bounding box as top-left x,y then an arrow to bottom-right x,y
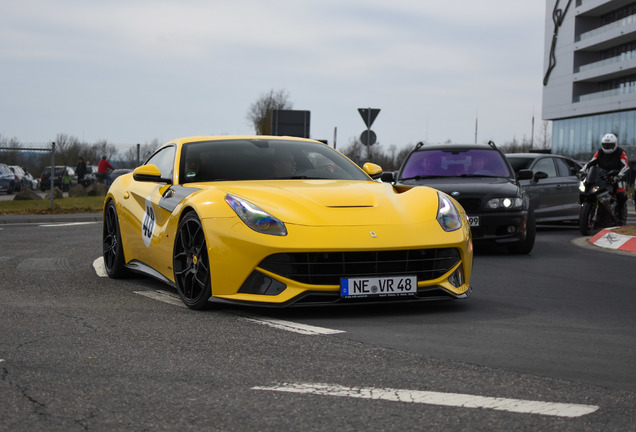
120,145 -> 177,275
526,157 -> 562,221
554,157 -> 581,220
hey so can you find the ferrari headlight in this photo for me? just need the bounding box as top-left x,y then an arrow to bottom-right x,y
485,197 -> 523,210
437,192 -> 462,232
225,194 -> 287,236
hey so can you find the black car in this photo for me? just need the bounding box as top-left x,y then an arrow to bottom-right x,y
506,153 -> 581,224
383,141 -> 535,254
39,166 -> 77,191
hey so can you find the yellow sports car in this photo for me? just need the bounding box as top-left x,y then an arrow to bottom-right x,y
103,136 -> 473,309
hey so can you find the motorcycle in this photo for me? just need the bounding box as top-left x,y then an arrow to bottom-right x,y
578,166 -> 627,235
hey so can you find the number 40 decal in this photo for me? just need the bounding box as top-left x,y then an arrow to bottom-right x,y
142,197 -> 156,247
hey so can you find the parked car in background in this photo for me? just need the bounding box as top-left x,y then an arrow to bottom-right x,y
109,168 -> 133,183
505,153 -> 582,224
8,165 -> 31,191
80,165 -> 99,186
40,166 -> 77,191
382,141 -> 535,254
0,163 -> 15,194
23,171 -> 39,190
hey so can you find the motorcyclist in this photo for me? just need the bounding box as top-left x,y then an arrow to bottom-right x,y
580,133 -> 630,221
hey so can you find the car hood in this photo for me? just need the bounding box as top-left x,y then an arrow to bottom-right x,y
195,180 -> 441,226
398,176 -> 522,198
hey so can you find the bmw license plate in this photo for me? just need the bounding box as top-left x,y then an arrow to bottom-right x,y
340,275 -> 417,298
467,216 -> 480,227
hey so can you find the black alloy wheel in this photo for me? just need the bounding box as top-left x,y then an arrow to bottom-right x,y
173,212 -> 212,310
103,200 -> 128,278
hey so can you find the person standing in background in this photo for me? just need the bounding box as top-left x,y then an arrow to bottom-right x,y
76,157 -> 87,186
97,155 -> 114,185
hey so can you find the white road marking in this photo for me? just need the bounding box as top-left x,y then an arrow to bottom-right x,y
235,313 -> 345,335
39,222 -> 98,227
135,289 -> 344,334
93,257 -> 107,277
252,383 -> 600,418
134,290 -> 187,308
92,256 -> 344,335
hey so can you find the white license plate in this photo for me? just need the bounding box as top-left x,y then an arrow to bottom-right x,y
340,275 -> 417,298
467,216 -> 480,227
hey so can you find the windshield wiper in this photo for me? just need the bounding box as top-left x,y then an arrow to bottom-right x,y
458,173 -> 499,178
399,175 -> 448,181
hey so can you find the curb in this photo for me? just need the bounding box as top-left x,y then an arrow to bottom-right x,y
588,228 -> 636,253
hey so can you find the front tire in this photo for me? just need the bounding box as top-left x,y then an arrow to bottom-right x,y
509,210 -> 536,254
103,200 -> 129,278
579,201 -> 597,236
173,212 -> 212,310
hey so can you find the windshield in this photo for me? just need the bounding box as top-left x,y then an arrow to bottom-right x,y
179,139 -> 370,182
400,149 -> 512,179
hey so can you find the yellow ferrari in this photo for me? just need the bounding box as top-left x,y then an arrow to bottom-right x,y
103,136 -> 473,309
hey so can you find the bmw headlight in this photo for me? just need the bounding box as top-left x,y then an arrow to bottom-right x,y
225,194 -> 287,236
437,192 -> 462,231
485,197 -> 523,210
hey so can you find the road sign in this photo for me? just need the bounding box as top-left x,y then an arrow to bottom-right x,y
360,129 -> 377,146
358,108 -> 380,128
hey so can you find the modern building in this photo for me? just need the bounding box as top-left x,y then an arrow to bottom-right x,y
543,0 -> 636,161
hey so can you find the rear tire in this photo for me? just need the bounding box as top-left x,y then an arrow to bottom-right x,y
103,200 -> 129,278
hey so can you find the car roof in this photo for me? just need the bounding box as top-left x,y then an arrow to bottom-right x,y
166,135 -> 322,147
505,153 -> 573,159
414,143 -> 495,151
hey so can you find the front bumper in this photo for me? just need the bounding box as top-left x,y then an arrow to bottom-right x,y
466,211 -> 529,244
201,217 -> 473,305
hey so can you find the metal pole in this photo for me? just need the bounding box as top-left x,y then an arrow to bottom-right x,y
136,143 -> 140,167
49,142 -> 55,209
366,108 -> 371,160
333,127 -> 337,149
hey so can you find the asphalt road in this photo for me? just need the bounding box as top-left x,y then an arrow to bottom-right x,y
0,220 -> 635,431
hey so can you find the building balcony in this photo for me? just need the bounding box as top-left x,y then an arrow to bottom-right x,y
575,13 -> 636,50
575,83 -> 636,102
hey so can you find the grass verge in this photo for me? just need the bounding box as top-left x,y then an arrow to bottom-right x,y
0,195 -> 105,215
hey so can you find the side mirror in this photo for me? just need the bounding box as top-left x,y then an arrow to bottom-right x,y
533,171 -> 549,181
517,169 -> 533,181
133,164 -> 170,183
380,171 -> 395,183
363,162 -> 383,180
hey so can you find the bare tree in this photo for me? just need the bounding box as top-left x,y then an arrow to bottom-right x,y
246,89 -> 293,135
86,140 -> 118,166
535,121 -> 552,149
498,136 -> 533,153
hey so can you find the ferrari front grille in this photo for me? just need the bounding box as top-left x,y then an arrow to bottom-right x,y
258,248 -> 461,285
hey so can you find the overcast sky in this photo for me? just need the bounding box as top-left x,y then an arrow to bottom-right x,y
1,1 -> 547,151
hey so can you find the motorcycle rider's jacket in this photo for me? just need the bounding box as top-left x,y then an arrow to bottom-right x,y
581,146 -> 630,185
